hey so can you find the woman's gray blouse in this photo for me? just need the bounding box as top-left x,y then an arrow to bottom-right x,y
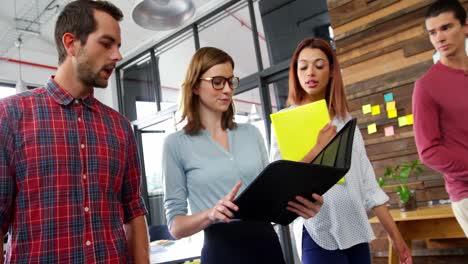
163,123 -> 268,228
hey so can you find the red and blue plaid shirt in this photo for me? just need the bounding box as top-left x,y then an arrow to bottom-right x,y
0,77 -> 147,263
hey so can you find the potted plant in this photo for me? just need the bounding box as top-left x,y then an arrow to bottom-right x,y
378,160 -> 424,211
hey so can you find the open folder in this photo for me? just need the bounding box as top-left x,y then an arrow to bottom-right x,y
233,118 -> 357,225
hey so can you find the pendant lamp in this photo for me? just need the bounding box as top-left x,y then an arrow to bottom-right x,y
132,0 -> 196,31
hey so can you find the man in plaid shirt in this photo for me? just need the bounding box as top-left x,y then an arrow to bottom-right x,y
0,1 -> 149,263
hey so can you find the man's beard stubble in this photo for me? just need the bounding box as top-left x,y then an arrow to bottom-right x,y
76,49 -> 108,89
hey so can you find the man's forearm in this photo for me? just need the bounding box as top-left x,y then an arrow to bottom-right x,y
418,144 -> 468,179
124,215 -> 149,264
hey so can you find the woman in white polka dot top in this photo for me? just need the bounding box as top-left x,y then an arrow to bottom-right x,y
270,37 -> 412,264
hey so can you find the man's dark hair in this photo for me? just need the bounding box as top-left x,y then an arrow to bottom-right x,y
425,0 -> 467,26
55,0 -> 123,65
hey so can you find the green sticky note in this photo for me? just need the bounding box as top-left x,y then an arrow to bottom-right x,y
270,99 -> 330,161
367,123 -> 377,134
362,104 -> 372,114
398,116 -> 407,127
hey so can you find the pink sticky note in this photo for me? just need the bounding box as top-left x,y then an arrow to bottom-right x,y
384,126 -> 394,137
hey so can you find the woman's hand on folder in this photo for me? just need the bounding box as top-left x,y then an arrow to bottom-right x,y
207,181 -> 242,224
286,193 -> 324,219
316,122 -> 337,151
301,122 -> 337,163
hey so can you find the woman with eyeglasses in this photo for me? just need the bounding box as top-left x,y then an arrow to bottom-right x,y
162,47 -> 324,263
270,38 -> 412,264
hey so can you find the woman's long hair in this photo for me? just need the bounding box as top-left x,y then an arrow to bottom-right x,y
287,37 -> 348,119
179,47 -> 236,135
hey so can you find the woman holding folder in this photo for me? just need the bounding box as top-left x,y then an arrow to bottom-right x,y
270,38 -> 412,264
162,47 -> 324,263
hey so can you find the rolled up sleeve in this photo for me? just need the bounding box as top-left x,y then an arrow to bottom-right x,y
0,103 -> 15,234
355,128 -> 389,210
122,124 -> 148,223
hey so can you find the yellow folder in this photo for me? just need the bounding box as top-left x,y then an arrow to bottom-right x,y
270,99 -> 330,162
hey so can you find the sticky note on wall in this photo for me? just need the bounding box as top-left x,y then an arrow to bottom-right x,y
384,92 -> 394,102
398,116 -> 407,127
368,123 -> 377,134
384,126 -> 394,136
362,104 -> 371,114
398,114 -> 414,127
386,101 -> 396,111
406,114 -> 413,125
371,105 -> 381,116
388,109 -> 397,118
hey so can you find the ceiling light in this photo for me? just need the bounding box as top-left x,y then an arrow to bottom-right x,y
132,0 -> 196,31
15,37 -> 28,94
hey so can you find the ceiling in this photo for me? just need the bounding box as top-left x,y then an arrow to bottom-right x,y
0,0 -> 229,67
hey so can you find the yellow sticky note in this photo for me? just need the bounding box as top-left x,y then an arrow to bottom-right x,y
270,99 -> 330,161
362,104 -> 371,114
371,105 -> 381,116
386,101 -> 396,111
406,114 -> 413,125
367,123 -> 377,134
398,116 -> 407,127
387,109 -> 397,118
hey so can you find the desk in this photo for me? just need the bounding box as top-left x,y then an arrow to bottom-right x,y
369,205 -> 465,264
150,239 -> 202,264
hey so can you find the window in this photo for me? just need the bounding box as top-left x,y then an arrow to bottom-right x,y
157,32 -> 196,111
199,1 -> 260,78
268,78 -> 289,113
0,85 -> 15,99
253,0 -> 271,69
233,88 -> 268,147
139,109 -> 179,196
119,53 -> 157,121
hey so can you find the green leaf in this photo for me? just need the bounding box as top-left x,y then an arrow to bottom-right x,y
397,185 -> 411,203
391,172 -> 400,180
384,166 -> 392,177
400,167 -> 410,179
378,177 -> 387,187
415,166 -> 424,174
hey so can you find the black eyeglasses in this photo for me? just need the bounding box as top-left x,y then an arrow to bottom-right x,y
199,76 -> 240,90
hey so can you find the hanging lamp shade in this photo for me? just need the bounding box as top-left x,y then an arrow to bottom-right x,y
15,37 -> 28,94
132,0 -> 195,31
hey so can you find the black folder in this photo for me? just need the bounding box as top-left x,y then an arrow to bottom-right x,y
233,118 -> 357,225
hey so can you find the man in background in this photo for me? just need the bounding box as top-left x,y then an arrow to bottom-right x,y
413,0 -> 468,236
0,1 -> 149,262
